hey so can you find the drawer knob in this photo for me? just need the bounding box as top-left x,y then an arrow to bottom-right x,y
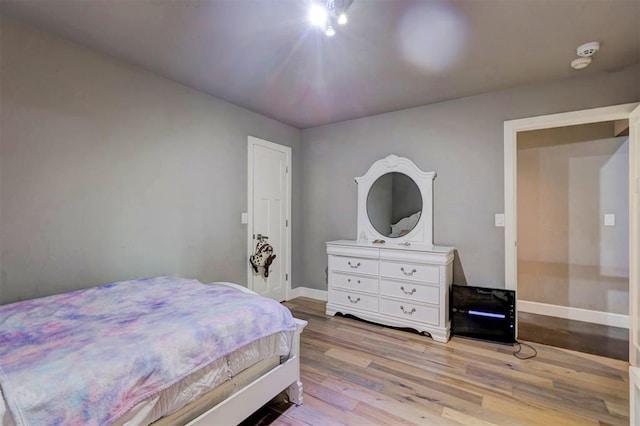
400,267 -> 417,276
347,295 -> 361,304
400,305 -> 417,315
348,261 -> 361,269
400,286 -> 417,295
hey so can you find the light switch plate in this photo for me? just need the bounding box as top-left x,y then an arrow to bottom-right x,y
495,213 -> 505,227
241,212 -> 248,224
604,213 -> 615,227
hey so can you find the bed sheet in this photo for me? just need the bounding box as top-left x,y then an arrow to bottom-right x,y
118,330 -> 292,425
0,278 -> 296,426
0,331 -> 292,426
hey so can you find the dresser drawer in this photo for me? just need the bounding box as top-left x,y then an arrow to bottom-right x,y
331,272 -> 378,294
380,261 -> 439,283
379,298 -> 439,326
379,279 -> 439,305
332,256 -> 378,275
331,289 -> 378,312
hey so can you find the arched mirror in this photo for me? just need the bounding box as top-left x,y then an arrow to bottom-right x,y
356,155 -> 435,246
366,172 -> 422,238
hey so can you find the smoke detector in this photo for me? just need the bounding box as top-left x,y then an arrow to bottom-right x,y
571,41 -> 600,70
576,41 -> 600,57
571,57 -> 592,70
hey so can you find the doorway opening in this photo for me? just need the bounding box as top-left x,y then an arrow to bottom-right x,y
515,121 -> 629,360
503,102 -> 638,362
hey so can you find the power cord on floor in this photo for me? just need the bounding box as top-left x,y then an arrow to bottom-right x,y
513,340 -> 537,360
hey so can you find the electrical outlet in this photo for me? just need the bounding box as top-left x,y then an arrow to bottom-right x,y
495,213 -> 505,227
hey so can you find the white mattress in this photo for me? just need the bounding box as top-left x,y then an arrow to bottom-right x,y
0,330 -> 293,426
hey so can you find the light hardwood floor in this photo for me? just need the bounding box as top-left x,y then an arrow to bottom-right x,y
241,297 -> 629,426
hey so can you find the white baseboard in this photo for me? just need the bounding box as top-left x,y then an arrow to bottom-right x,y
518,300 -> 628,329
289,286 -> 327,302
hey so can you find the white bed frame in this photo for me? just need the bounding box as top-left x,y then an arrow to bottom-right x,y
186,318 -> 307,425
187,282 -> 307,425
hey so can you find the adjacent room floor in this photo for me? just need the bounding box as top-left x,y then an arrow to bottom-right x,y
242,298 -> 629,426
517,311 -> 629,362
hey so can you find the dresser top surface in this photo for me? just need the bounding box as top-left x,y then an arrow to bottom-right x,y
327,239 -> 455,254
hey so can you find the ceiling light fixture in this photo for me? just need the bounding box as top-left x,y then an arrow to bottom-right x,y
326,25 -> 336,37
309,4 -> 328,27
309,0 -> 354,37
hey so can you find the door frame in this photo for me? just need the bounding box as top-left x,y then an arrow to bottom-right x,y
247,136 -> 292,300
504,102 -> 638,293
504,103 -> 639,341
629,105 -> 640,367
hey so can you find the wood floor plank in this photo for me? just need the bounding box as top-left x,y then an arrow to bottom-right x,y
439,396 -> 533,426
466,364 -> 555,388
368,361 -> 484,406
301,379 -> 359,412
441,406 -> 501,426
482,394 -> 599,426
521,357 -> 627,395
513,347 -> 627,380
351,401 -> 421,426
552,379 -> 628,410
510,381 -> 628,426
294,393 -> 371,425
299,361 -> 329,385
324,347 -> 373,368
444,337 -> 525,364
605,399 -> 629,418
242,298 -> 629,425
435,372 -> 514,400
360,335 -> 428,353
556,345 -> 630,371
518,311 -> 628,361
321,376 -> 448,425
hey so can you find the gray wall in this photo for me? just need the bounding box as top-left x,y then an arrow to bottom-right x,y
2,18 -> 639,302
518,124 -> 629,314
366,173 -> 393,236
392,172 -> 422,224
0,19 -> 302,304
300,65 -> 639,290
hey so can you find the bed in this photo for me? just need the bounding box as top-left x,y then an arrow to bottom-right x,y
0,277 -> 307,426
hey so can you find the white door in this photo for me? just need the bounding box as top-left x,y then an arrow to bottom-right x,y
247,136 -> 291,301
629,105 -> 640,424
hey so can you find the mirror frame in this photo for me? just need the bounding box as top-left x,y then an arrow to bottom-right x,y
356,154 -> 436,245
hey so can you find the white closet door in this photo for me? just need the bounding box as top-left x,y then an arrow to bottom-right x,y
247,136 -> 291,302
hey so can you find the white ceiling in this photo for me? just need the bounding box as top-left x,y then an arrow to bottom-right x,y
2,0 -> 639,129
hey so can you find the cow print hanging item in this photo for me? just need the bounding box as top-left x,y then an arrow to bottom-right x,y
250,239 -> 276,278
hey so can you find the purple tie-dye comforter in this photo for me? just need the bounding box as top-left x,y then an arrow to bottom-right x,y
0,277 -> 297,426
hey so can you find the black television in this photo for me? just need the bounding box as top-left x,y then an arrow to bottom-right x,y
450,285 -> 516,344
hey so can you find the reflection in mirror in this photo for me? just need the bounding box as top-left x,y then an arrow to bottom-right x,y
366,172 -> 422,238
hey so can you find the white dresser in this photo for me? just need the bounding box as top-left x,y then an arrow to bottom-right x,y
327,155 -> 456,342
326,240 -> 454,342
